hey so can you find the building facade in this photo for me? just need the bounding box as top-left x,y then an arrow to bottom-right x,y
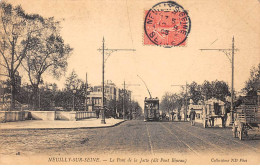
86,81 -> 118,112
86,80 -> 132,118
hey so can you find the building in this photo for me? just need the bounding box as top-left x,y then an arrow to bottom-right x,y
188,99 -> 204,121
188,98 -> 226,125
86,80 -> 132,118
87,80 -> 118,112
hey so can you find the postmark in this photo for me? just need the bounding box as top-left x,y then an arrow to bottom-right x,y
144,1 -> 191,47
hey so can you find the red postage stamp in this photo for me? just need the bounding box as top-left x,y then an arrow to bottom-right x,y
144,1 -> 191,47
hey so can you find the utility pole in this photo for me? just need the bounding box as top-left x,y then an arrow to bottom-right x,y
122,80 -> 140,120
98,37 -> 135,124
171,82 -> 188,121
200,36 -> 238,125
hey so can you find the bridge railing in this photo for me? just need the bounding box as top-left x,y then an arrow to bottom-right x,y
75,111 -> 97,120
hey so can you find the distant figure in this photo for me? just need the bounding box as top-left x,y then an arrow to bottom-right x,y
178,114 -> 181,121
96,109 -> 100,119
190,108 -> 196,126
222,104 -> 229,128
171,111 -> 175,122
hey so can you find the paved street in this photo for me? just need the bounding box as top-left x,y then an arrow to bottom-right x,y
0,120 -> 259,158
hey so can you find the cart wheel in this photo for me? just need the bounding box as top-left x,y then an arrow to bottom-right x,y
232,124 -> 237,138
203,119 -> 207,128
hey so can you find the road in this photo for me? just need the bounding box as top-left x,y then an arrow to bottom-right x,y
0,120 -> 259,157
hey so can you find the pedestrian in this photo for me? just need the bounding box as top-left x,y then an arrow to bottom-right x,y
171,111 -> 175,122
190,108 -> 196,126
96,108 -> 100,119
222,105 -> 228,128
177,112 -> 181,121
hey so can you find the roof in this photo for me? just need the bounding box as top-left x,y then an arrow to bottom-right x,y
205,98 -> 225,105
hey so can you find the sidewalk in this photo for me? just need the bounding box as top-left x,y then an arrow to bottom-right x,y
0,118 -> 125,130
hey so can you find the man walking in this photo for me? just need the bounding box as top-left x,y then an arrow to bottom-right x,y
190,108 -> 196,126
171,111 -> 175,122
96,108 -> 100,119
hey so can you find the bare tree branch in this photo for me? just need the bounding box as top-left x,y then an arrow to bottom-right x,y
13,36 -> 30,73
0,12 -> 13,46
0,62 -> 8,68
0,73 -> 9,77
0,47 -> 10,74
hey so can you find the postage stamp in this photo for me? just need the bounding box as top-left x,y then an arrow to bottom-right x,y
144,1 -> 191,47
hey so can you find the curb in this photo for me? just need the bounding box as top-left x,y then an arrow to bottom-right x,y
0,120 -> 126,131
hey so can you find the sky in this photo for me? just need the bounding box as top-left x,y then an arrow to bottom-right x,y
3,0 -> 260,106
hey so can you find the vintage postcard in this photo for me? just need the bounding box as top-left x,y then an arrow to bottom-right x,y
0,0 -> 259,165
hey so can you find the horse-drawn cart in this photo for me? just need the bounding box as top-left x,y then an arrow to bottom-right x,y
202,98 -> 227,128
232,95 -> 260,140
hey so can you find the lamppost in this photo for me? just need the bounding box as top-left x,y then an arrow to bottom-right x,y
97,37 -> 135,124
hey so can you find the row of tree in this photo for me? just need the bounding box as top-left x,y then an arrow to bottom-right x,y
106,99 -> 142,119
0,2 -> 72,110
0,68 -> 143,119
160,63 -> 260,114
160,80 -> 231,114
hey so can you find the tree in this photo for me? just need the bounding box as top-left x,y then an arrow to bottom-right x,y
160,92 -> 181,114
187,81 -> 202,104
211,80 -> 230,102
54,89 -> 72,110
0,2 -> 45,110
116,97 -> 123,118
106,99 -> 117,117
65,70 -> 83,90
64,70 -> 85,111
200,80 -> 230,102
37,82 -> 60,111
201,80 -> 213,100
243,63 -> 260,96
130,100 -> 142,119
160,92 -> 172,113
22,17 -> 72,110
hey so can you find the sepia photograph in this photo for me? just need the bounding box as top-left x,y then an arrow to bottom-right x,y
0,0 -> 259,165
